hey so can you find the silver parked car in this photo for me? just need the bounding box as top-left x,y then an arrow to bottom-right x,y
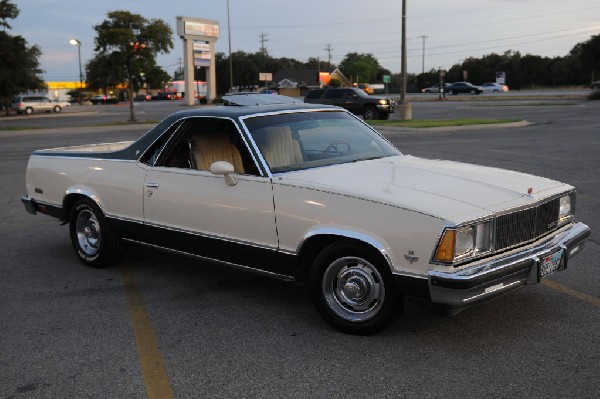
12,95 -> 70,115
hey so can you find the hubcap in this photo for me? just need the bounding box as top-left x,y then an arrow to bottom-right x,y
76,209 -> 101,256
322,256 -> 385,322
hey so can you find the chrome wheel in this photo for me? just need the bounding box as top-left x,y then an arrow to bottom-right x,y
75,209 -> 101,256
322,256 -> 385,322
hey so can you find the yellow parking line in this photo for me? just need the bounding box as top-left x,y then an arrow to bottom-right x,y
542,279 -> 600,308
122,266 -> 175,399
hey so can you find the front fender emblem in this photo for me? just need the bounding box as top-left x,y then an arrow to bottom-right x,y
404,250 -> 419,264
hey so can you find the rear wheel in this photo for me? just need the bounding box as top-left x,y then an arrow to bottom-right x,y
310,240 -> 401,335
363,107 -> 379,120
69,198 -> 126,268
25,107 -> 33,114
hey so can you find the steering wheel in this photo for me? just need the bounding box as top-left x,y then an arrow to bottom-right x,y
323,140 -> 353,155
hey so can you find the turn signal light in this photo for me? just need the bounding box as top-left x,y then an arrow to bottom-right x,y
434,229 -> 455,263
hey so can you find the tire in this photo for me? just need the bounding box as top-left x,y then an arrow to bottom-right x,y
53,105 -> 62,112
448,90 -> 455,95
25,107 -> 33,114
363,107 -> 379,120
309,240 -> 401,335
69,198 -> 126,268
378,112 -> 390,120
470,89 -> 476,94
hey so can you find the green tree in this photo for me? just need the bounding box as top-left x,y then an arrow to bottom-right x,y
575,34 -> 600,82
339,53 -> 382,84
91,10 -> 173,121
0,0 -> 18,29
0,0 -> 43,113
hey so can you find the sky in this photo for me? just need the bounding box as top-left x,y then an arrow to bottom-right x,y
8,0 -> 600,82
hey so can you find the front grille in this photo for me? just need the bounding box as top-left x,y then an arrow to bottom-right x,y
494,198 -> 560,251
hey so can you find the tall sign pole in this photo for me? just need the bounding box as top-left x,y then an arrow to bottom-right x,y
177,16 -> 219,105
400,0 -> 412,119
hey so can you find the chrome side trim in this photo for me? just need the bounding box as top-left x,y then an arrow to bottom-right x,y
297,228 -> 395,272
64,187 -> 106,213
428,221 -> 590,307
143,221 -> 279,253
121,238 -> 295,282
31,154 -> 136,163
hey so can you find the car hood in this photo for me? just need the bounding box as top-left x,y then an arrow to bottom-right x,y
276,155 -> 571,223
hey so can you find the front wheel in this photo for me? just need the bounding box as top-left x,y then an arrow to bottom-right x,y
69,198 -> 126,268
53,105 -> 62,112
310,240 -> 401,335
363,107 -> 379,120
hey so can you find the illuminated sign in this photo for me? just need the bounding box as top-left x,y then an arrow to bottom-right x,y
185,21 -> 219,38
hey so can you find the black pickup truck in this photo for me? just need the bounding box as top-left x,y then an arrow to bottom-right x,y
304,87 -> 394,120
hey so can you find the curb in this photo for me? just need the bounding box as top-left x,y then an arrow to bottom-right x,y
376,120 -> 531,135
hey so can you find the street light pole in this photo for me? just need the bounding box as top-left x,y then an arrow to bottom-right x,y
227,0 -> 234,92
69,39 -> 83,89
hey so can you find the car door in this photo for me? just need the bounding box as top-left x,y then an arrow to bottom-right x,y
141,117 -> 286,275
341,89 -> 362,114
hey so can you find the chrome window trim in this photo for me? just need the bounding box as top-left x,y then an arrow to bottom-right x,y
238,107 -> 398,179
143,115 -> 268,177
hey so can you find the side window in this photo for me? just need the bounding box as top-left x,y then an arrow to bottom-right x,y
324,90 -> 343,99
157,118 -> 260,176
305,90 -> 323,99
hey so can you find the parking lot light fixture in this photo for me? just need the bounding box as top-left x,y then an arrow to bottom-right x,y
69,39 -> 83,91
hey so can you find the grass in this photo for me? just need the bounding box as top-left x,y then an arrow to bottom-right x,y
0,125 -> 43,131
95,120 -> 159,126
367,118 -> 521,128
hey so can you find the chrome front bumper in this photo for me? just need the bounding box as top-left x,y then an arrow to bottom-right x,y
428,222 -> 590,307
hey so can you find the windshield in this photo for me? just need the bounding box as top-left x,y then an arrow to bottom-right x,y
243,110 -> 400,173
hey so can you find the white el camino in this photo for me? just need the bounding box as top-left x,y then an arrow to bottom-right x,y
22,95 -> 590,334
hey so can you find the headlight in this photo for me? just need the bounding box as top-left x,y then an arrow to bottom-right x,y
559,193 -> 575,224
378,99 -> 388,105
433,220 -> 493,264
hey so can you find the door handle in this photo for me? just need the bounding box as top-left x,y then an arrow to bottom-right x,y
146,181 -> 159,188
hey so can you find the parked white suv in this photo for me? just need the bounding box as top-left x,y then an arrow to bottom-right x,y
11,95 -> 70,115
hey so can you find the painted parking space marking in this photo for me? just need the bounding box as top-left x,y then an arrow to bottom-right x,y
122,266 -> 175,399
542,279 -> 600,308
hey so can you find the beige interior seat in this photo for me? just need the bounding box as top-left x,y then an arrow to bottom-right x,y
190,133 -> 245,173
259,126 -> 303,169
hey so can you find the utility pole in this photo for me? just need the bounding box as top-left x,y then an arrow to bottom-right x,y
324,43 -> 333,69
419,35 -> 428,74
259,33 -> 269,55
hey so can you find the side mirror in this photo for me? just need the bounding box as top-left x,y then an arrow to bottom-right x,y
210,161 -> 237,186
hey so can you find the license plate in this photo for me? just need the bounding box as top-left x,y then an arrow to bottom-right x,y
539,249 -> 564,280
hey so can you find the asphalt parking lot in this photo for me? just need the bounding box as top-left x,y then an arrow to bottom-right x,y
1,97 -> 598,398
